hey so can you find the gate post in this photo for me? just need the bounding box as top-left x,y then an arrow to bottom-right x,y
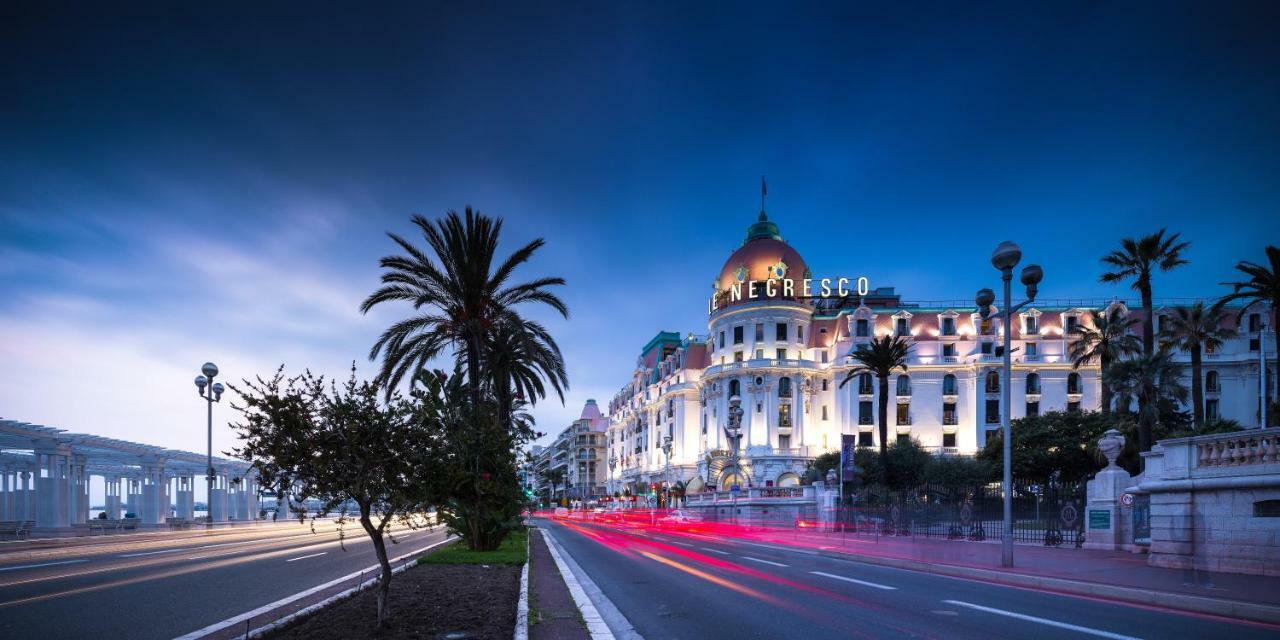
1084,429 -> 1132,551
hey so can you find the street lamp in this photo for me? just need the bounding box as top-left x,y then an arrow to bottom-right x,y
724,395 -> 745,525
194,362 -> 224,527
975,241 -> 1043,568
608,454 -> 617,500
662,435 -> 673,509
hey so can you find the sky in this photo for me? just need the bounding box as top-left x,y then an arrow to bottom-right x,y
3,3 -> 1280,495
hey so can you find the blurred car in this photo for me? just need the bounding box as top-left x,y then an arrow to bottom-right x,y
553,507 -> 569,519
657,509 -> 702,527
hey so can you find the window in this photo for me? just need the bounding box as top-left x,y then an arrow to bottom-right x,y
757,402 -> 762,413
896,403 -> 910,425
1026,401 -> 1039,417
776,323 -> 788,341
729,379 -> 740,397
1025,342 -> 1038,357
985,370 -> 1000,393
858,373 -> 873,395
943,374 -> 957,396
822,405 -> 829,420
1025,315 -> 1039,334
755,323 -> 764,342
1067,401 -> 1081,413
943,432 -> 957,448
943,343 -> 957,358
896,375 -> 911,396
667,399 -> 674,418
985,399 -> 1000,423
719,331 -> 725,349
734,351 -> 744,362
776,348 -> 787,360
897,433 -> 911,445
943,403 -> 957,425
778,404 -> 792,427
942,317 -> 956,336
1206,370 -> 1220,393
981,341 -> 994,355
1249,313 -> 1261,332
980,318 -> 993,335
778,434 -> 790,450
859,401 -> 873,424
822,379 -> 829,391
858,431 -> 874,447
896,317 -> 909,337
778,376 -> 792,398
1065,315 -> 1079,332
1068,372 -> 1081,395
1025,373 -> 1041,395
1206,398 -> 1220,420
798,325 -> 804,342
1250,338 -> 1261,351
733,326 -> 744,344
1157,315 -> 1167,334
856,318 -> 869,337
821,350 -> 829,363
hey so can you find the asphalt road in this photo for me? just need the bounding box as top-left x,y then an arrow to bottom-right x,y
0,520 -> 450,639
538,517 -> 1280,640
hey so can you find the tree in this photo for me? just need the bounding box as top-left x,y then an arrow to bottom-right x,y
361,208 -> 569,406
803,450 -> 840,484
1104,350 -> 1189,457
484,315 -> 567,435
979,411 -> 1116,481
540,467 -> 566,507
1100,228 -> 1191,358
1161,302 -> 1236,429
838,335 -> 913,456
881,439 -> 932,491
228,366 -> 445,629
1067,308 -> 1140,415
1215,245 -> 1280,424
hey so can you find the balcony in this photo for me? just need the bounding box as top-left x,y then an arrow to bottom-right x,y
1023,354 -> 1042,363
943,415 -> 958,426
859,415 -> 874,425
942,356 -> 960,364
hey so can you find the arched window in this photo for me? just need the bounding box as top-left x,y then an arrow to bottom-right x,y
667,398 -> 674,418
896,375 -> 911,396
729,379 -> 741,397
943,374 -> 957,396
779,376 -> 792,398
1206,370 -> 1220,393
858,373 -> 873,394
985,370 -> 1000,393
776,472 -> 801,487
1025,373 -> 1041,395
1067,372 -> 1081,395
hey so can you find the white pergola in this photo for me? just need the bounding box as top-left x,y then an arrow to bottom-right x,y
0,418 -> 258,530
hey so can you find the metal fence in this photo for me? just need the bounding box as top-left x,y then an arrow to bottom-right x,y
841,478 -> 1086,548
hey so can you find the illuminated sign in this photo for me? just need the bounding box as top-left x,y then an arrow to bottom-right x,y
708,275 -> 870,314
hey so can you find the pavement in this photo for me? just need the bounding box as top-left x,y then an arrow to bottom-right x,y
536,516 -> 1280,640
529,528 -> 590,640
0,519 -> 451,639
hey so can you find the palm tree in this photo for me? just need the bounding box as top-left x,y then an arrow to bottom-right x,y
540,467 -> 566,507
1215,245 -> 1279,423
1100,229 -> 1191,357
1067,308 -> 1140,415
361,208 -> 569,405
838,335 -> 912,456
1104,350 -> 1189,457
482,315 -> 568,436
1161,302 -> 1236,429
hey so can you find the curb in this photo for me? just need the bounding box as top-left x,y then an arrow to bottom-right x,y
514,531 -> 530,640
812,547 -> 1280,625
175,534 -> 458,639
540,526 -> 643,640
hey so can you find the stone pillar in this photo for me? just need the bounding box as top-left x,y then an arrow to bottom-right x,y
175,476 -> 195,519
20,468 -> 35,521
139,459 -> 166,525
126,477 -> 143,519
1085,429 -> 1133,551
33,442 -> 71,531
0,466 -> 9,521
69,455 -> 88,525
104,476 -> 121,519
209,472 -> 228,523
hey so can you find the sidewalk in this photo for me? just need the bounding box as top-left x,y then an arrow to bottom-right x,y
528,528 -> 590,640
758,528 -> 1280,607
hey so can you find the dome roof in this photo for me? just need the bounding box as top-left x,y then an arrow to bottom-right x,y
713,212 -> 809,309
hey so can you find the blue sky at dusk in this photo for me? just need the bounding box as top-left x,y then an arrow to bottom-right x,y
3,2 -> 1279,464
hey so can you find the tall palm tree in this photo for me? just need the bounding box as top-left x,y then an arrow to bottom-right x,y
838,335 -> 912,456
1161,302 -> 1236,429
1215,245 -> 1279,423
361,208 -> 569,405
1068,308 -> 1140,415
1100,228 -> 1191,357
482,315 -> 567,436
1104,350 -> 1189,457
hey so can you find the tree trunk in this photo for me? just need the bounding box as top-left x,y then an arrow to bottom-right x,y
1190,346 -> 1204,429
1138,284 -> 1154,453
360,512 -> 394,629
877,374 -> 889,457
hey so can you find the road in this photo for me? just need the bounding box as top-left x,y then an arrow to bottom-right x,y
538,517 -> 1280,640
0,520 -> 451,639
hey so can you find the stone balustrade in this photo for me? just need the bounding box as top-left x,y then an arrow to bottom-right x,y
1196,430 -> 1280,468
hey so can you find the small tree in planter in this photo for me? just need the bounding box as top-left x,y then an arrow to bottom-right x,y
230,365 -> 446,629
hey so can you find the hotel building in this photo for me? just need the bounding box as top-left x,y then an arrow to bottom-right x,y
604,211 -> 1275,497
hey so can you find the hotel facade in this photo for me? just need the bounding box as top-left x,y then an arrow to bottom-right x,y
604,211 -> 1275,497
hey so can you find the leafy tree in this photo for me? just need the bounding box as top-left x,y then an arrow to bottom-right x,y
229,365 -> 444,629
881,439 -> 933,491
922,455 -> 996,486
1104,350 -> 1189,457
803,450 -> 840,484
978,411 -> 1114,481
540,466 -> 566,507
1215,245 -> 1280,424
1161,302 -> 1236,429
838,335 -> 913,456
483,315 -> 567,435
1068,308 -> 1140,415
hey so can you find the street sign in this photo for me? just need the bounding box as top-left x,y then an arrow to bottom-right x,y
1120,493 -> 1134,507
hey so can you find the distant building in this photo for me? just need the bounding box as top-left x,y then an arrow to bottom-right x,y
529,400 -> 608,505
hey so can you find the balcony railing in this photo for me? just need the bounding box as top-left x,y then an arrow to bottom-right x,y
1195,431 -> 1280,468
859,416 -> 874,425
943,416 -> 958,426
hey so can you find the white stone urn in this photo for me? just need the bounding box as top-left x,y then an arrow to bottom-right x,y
1098,429 -> 1125,469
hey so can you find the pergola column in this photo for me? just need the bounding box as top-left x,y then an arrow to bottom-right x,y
104,476 -> 122,519
33,441 -> 71,530
140,458 -> 166,525
175,476 -> 195,519
126,476 -> 143,519
20,467 -> 35,521
69,455 -> 88,525
209,470 -> 228,522
0,466 -> 10,521
244,474 -> 260,520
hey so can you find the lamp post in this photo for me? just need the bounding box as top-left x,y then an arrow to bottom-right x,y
976,241 -> 1043,568
725,395 -> 745,525
608,454 -> 617,500
662,435 -> 673,509
193,362 -> 224,528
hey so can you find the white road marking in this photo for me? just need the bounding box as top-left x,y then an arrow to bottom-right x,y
942,600 -> 1142,640
0,559 -> 88,572
668,541 -> 694,547
701,547 -> 731,555
742,556 -> 788,568
810,571 -> 897,590
118,548 -> 185,557
286,552 -> 327,562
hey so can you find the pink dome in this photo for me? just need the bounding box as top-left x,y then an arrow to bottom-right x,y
713,212 -> 809,309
